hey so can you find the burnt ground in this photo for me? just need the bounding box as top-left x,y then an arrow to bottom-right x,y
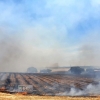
0,72 -> 98,95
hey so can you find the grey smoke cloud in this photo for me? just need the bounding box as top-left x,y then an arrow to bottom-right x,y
0,28 -> 25,72
0,27 -> 100,72
69,31 -> 100,67
0,27 -> 70,72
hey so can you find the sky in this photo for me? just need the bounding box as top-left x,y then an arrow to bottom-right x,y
0,0 -> 100,72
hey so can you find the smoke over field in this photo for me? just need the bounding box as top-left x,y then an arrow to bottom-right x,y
0,27 -> 100,72
0,0 -> 100,98
0,72 -> 99,96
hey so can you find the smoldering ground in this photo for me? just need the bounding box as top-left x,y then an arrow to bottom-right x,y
56,82 -> 100,96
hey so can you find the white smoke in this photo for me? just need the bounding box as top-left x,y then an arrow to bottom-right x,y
56,83 -> 100,96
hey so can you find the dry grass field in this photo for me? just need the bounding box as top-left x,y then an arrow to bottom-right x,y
0,93 -> 100,100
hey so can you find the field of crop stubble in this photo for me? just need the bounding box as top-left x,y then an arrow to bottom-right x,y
0,93 -> 100,100
0,72 -> 97,95
0,73 -> 100,100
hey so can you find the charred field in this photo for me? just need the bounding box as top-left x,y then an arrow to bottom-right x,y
0,72 -> 99,96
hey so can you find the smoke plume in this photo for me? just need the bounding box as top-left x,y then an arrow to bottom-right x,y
0,26 -> 100,72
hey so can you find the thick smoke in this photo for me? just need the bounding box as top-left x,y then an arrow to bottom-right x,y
0,29 -> 25,72
80,32 -> 100,67
0,26 -> 73,72
0,27 -> 100,72
77,44 -> 97,66
69,32 -> 100,67
0,27 -> 69,72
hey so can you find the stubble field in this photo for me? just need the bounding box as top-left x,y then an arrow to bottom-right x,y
0,73 -> 99,100
0,93 -> 100,100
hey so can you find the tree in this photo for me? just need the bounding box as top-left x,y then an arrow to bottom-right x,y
40,69 -> 52,73
27,67 -> 37,73
70,67 -> 84,75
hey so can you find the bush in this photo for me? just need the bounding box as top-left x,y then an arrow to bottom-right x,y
40,69 -> 52,73
70,67 -> 84,75
27,67 -> 37,73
